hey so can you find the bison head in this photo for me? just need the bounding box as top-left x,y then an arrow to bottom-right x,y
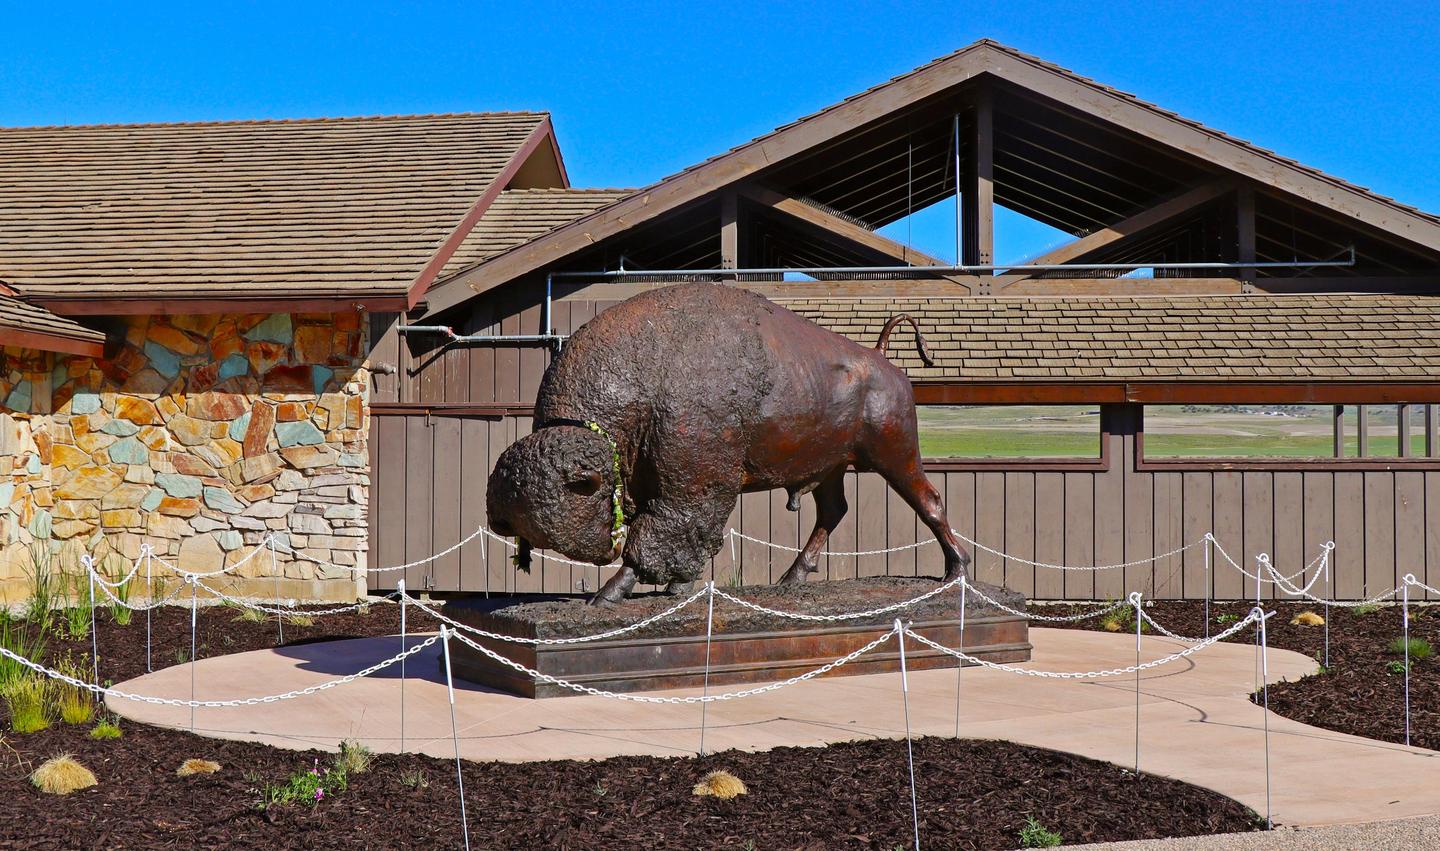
486,425 -> 620,567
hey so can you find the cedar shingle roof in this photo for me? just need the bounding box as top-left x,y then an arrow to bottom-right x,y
0,292 -> 106,352
779,294 -> 1440,381
0,112 -> 546,302
440,188 -> 633,278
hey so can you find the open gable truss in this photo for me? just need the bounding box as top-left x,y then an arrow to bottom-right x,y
419,40 -> 1440,319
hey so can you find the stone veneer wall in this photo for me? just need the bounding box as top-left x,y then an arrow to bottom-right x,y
0,312 -> 370,604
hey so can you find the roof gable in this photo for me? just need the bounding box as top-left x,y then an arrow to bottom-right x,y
423,40 -> 1440,316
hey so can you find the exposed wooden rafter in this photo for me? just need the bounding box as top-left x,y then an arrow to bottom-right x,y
739,187 -> 941,265
990,180 -> 1236,291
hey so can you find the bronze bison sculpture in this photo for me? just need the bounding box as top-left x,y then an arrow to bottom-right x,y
486,282 -> 972,605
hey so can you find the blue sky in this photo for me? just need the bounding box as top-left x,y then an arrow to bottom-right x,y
3,2 -> 1436,263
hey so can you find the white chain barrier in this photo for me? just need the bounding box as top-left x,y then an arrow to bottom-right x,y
0,633 -> 442,708
960,581 -> 1130,623
904,608 -> 1263,679
401,587 -> 710,645
448,624 -> 899,704
709,575 -> 966,622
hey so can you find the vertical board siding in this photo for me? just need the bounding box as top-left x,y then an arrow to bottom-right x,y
370,410 -> 1440,600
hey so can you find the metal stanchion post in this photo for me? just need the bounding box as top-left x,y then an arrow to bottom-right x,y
1257,607 -> 1275,830
189,575 -> 198,734
1324,544 -> 1332,669
895,620 -> 921,851
1203,534 -> 1212,640
1130,591 -> 1142,776
439,626 -> 472,851
144,544 -> 153,673
954,577 -> 967,738
699,581 -> 716,756
84,555 -> 99,685
1403,575 -> 1413,747
398,579 -> 407,754
271,535 -> 284,645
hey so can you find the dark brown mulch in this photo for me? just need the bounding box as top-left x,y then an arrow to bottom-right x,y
36,599 -> 404,686
1046,599 -> 1440,752
0,720 -> 1260,850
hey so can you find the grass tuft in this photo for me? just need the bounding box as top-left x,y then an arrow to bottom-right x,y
1388,637 -> 1434,660
1353,603 -> 1382,616
399,769 -> 429,790
335,740 -> 373,775
30,754 -> 96,795
1290,610 -> 1325,627
89,718 -> 123,740
285,613 -> 316,628
233,607 -> 268,624
54,656 -> 94,726
177,758 -> 222,777
3,676 -> 52,733
692,770 -> 747,800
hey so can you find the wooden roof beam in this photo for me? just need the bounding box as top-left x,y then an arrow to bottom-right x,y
737,185 -> 975,290
991,179 -> 1235,291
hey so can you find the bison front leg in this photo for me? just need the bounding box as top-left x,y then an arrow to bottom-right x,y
778,469 -> 848,585
588,495 -> 734,607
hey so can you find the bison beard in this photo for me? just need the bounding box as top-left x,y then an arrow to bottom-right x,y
486,282 -> 971,606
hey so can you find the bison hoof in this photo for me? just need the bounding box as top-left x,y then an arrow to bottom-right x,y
589,566 -> 638,607
665,580 -> 696,596
777,563 -> 812,586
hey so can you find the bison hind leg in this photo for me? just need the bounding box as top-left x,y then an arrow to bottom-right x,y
777,470 -> 848,586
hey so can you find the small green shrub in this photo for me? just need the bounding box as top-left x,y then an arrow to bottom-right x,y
1353,603 -> 1382,616
398,769 -> 429,790
1388,637 -> 1434,660
285,613 -> 315,628
1387,660 -> 1410,675
260,759 -> 348,808
233,607 -> 268,625
1215,613 -> 1240,625
23,543 -> 57,632
53,657 -> 94,726
335,740 -> 373,775
90,718 -> 122,740
1019,816 -> 1063,848
0,616 -> 48,694
3,676 -> 52,733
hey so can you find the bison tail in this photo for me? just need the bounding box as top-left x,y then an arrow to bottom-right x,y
874,314 -> 934,367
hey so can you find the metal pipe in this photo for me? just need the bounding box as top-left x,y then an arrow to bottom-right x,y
396,325 -> 563,344
547,256 -> 1356,279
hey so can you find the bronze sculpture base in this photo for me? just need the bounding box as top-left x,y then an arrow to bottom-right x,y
443,577 -> 1031,699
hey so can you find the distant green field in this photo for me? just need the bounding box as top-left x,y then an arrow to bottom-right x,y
915,405 -> 1421,460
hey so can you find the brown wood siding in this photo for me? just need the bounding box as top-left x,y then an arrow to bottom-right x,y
367,404 -> 1440,601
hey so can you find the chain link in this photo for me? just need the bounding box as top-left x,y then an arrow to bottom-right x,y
1405,575 -> 1440,597
402,586 -> 708,645
904,610 -> 1262,679
447,625 -> 897,703
961,582 -> 1131,623
709,576 -> 966,622
0,634 -> 441,708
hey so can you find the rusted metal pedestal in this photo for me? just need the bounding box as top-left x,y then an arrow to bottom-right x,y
443,578 -> 1030,698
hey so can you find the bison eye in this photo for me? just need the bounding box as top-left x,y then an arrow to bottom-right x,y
566,471 -> 605,496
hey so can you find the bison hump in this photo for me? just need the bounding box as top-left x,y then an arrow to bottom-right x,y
537,284 -> 777,428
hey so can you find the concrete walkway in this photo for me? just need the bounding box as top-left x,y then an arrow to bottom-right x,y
108,627 -> 1440,828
